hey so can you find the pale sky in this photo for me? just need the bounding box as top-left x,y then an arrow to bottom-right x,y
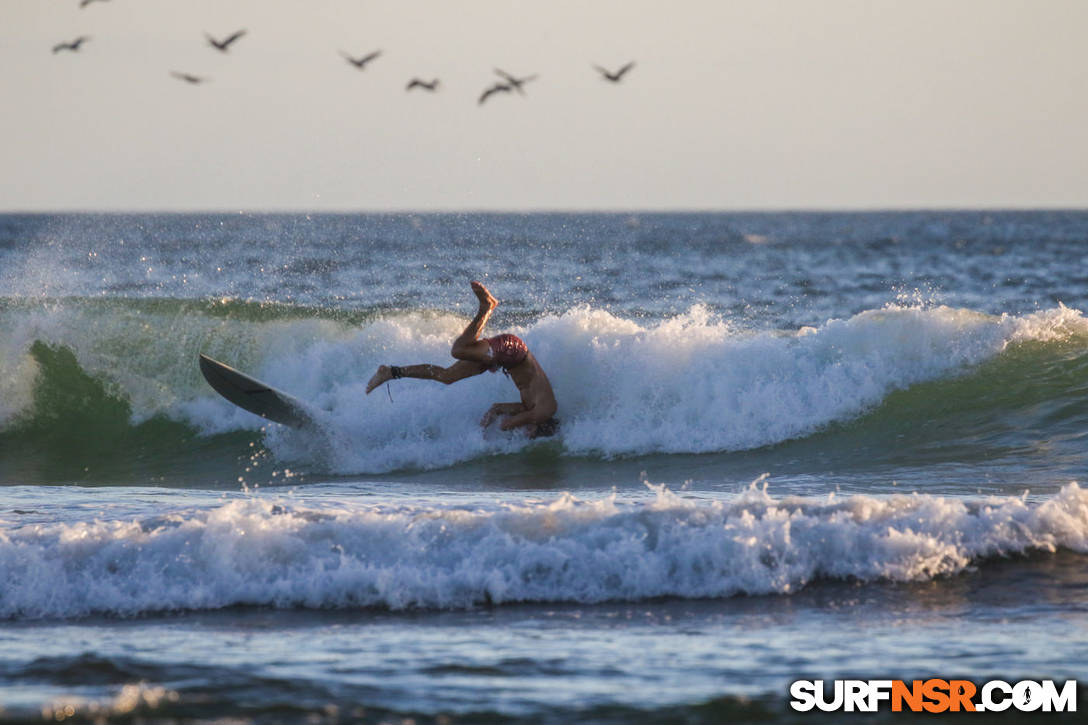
4,0 -> 1087,211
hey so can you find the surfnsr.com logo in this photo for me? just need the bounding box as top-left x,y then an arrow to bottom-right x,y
789,679 -> 1077,713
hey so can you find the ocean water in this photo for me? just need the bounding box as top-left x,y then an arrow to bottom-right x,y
1,211 -> 1087,722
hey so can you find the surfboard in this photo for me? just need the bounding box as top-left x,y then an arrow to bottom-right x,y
198,354 -> 317,429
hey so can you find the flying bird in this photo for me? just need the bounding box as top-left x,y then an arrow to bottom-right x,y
52,36 -> 90,53
341,50 -> 382,70
171,71 -> 208,85
493,68 -> 537,95
79,0 -> 108,7
478,82 -> 512,105
406,78 -> 439,92
206,30 -> 246,52
594,61 -> 636,83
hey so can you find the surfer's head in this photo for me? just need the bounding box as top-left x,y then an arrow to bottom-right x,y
487,334 -> 528,370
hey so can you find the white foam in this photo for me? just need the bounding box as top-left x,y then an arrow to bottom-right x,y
256,303 -> 1088,472
2,481 -> 1085,619
3,302 -> 1087,471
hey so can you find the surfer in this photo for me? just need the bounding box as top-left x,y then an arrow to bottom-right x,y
365,281 -> 559,438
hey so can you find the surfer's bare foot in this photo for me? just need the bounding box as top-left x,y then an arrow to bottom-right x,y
471,281 -> 498,312
366,365 -> 392,394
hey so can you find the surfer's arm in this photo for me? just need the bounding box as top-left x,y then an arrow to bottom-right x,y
481,402 -> 526,427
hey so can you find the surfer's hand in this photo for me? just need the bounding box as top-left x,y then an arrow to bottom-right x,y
480,407 -> 498,427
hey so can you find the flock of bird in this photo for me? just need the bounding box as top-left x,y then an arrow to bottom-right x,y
51,0 -> 637,106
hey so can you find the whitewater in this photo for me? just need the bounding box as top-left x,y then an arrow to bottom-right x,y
3,297 -> 1087,477
3,479 -> 1087,620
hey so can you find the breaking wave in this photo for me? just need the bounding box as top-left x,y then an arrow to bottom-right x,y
2,297 -> 1087,478
1,480 -> 1086,619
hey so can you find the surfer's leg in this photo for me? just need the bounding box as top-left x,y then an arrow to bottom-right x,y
366,282 -> 497,394
366,360 -> 486,393
451,281 -> 497,363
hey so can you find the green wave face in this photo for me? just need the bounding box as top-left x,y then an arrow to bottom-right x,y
1,341 -> 258,486
785,336 -> 1088,474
